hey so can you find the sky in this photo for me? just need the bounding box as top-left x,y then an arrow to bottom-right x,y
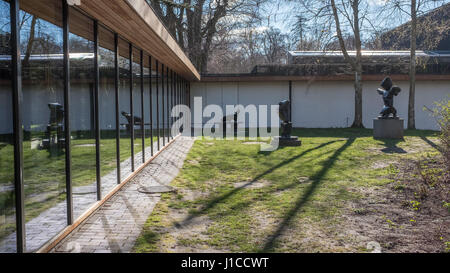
262,0 -> 450,37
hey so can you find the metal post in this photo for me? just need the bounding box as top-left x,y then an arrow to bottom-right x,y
140,50 -> 145,163
161,63 -> 165,146
62,0 -> 73,226
156,60 -> 160,151
149,55 -> 153,156
114,34 -> 121,184
10,0 -> 25,253
166,66 -> 169,143
93,20 -> 101,200
171,70 -> 174,140
129,43 -> 134,172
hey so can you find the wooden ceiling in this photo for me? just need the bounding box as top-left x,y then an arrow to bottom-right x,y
80,0 -> 200,81
18,0 -> 200,81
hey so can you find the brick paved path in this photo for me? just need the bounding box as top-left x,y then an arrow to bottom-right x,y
51,136 -> 194,253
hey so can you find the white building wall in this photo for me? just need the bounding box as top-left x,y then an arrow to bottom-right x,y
191,80 -> 450,131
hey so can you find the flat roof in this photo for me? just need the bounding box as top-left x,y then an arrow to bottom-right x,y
288,50 -> 450,57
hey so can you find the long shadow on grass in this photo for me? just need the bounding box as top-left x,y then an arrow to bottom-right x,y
420,136 -> 442,152
175,140 -> 341,228
260,137 -> 355,252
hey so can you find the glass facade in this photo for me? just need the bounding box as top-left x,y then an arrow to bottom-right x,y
0,1 -> 189,253
20,0 -> 67,252
0,0 -> 16,253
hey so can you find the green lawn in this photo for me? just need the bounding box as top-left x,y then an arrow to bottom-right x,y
133,128 -> 441,253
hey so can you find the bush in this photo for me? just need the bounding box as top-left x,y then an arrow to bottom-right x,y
425,97 -> 450,169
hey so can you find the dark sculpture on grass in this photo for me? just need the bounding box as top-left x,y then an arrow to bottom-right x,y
377,77 -> 401,119
276,100 -> 301,146
279,100 -> 292,138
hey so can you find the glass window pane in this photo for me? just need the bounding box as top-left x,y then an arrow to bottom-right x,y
19,0 -> 66,252
69,7 -> 96,219
132,47 -> 142,167
143,53 -> 152,159
99,25 -> 117,198
118,38 -> 131,181
0,0 -> 16,253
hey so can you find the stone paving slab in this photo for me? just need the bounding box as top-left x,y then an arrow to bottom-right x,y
51,136 -> 194,253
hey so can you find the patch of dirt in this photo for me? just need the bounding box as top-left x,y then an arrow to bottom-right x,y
367,138 -> 440,155
187,159 -> 200,165
178,188 -> 209,201
370,160 -> 397,169
234,180 -> 270,189
341,157 -> 449,253
156,207 -> 226,253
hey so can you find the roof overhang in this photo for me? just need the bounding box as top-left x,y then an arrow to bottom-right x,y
80,0 -> 200,81
19,0 -> 200,81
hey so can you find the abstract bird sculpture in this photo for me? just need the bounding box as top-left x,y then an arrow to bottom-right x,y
377,77 -> 401,119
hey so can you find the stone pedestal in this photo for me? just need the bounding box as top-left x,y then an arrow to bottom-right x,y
373,118 -> 404,139
273,136 -> 302,147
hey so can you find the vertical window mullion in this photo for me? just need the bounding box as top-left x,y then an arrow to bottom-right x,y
93,20 -> 101,200
62,0 -> 73,226
149,56 -> 153,156
156,60 -> 160,151
114,34 -> 121,184
140,50 -> 145,163
161,63 -> 165,146
166,66 -> 169,143
129,43 -> 134,172
10,0 -> 25,253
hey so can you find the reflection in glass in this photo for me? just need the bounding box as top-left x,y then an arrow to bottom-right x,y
0,0 -> 16,253
19,0 -> 67,252
98,25 -> 118,198
118,38 -> 132,181
69,8 -> 96,219
143,54 -> 152,159
132,47 -> 142,167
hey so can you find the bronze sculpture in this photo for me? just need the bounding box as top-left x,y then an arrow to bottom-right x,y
377,77 -> 401,119
278,100 -> 292,138
274,100 -> 301,146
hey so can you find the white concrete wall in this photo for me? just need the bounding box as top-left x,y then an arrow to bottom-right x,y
0,82 -> 167,134
191,81 -> 289,128
191,80 -> 450,130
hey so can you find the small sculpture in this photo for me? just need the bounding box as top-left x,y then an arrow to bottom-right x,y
42,103 -> 65,150
278,100 -> 292,138
121,111 -> 142,132
377,77 -> 401,119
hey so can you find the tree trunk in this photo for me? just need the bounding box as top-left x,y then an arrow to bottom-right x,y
408,0 -> 417,129
352,67 -> 364,128
23,16 -> 37,67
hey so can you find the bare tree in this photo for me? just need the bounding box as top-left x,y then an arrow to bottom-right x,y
149,0 -> 266,73
262,27 -> 289,63
377,0 -> 446,129
330,0 -> 366,128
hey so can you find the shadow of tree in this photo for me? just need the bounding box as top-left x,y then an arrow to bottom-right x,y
260,137 -> 356,252
175,140 -> 343,228
420,136 -> 442,152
